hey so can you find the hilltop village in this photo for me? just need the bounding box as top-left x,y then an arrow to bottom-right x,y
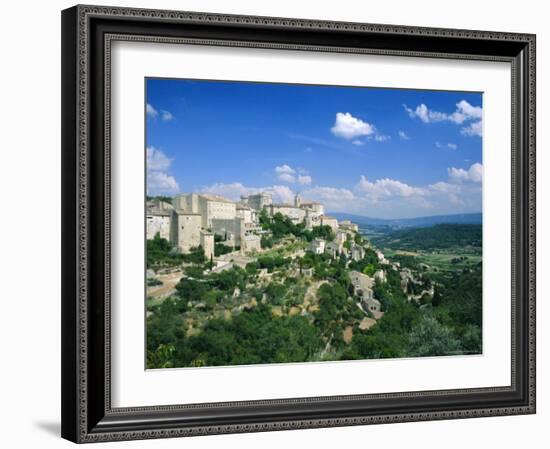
146,191 -> 429,311
145,191 -> 454,369
148,191 -> 342,259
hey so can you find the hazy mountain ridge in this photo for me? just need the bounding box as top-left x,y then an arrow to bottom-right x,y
329,212 -> 482,228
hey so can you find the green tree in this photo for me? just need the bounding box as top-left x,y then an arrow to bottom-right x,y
176,278 -> 207,302
406,315 -> 461,357
260,235 -> 274,249
265,282 -> 287,305
147,233 -> 184,268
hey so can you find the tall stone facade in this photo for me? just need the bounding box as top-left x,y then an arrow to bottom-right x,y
173,212 -> 202,253
200,230 -> 215,260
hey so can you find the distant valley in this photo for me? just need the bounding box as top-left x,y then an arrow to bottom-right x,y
329,212 -> 482,229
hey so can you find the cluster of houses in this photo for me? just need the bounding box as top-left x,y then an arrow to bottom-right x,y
146,191 -> 352,260
308,231 -> 365,261
147,190 -> 434,320
349,270 -> 386,315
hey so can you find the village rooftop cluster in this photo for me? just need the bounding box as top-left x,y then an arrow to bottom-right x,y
148,191 -> 351,259
146,191 -> 422,316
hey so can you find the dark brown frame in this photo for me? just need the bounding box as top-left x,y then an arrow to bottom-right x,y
61,4 -> 536,443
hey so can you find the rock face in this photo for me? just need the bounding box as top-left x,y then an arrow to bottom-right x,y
343,326 -> 354,344
359,317 -> 377,331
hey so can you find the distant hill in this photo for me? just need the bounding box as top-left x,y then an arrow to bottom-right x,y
329,212 -> 482,228
370,223 -> 482,251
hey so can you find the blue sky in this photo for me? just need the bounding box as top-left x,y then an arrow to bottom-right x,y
146,78 -> 483,219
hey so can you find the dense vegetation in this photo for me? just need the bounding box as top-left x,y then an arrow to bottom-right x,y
343,265 -> 482,359
147,252 -> 481,368
259,210 -> 335,242
372,224 -> 482,251
146,219 -> 482,368
147,195 -> 173,204
147,233 -> 206,269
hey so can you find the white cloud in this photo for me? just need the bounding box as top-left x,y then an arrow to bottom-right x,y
147,103 -> 175,121
277,173 -> 296,183
455,100 -> 483,122
331,112 -> 375,140
404,100 -> 482,137
146,103 -> 158,118
199,182 -> 251,200
267,185 -> 295,203
404,100 -> 481,124
403,103 -> 438,123
449,193 -> 464,206
351,169 -> 482,216
352,140 -> 364,146
347,163 -> 483,217
374,134 -> 390,142
160,110 -> 175,121
304,186 -> 355,201
274,164 -> 312,185
275,164 -> 295,175
398,130 -> 410,140
201,182 -> 295,204
427,165 -> 482,209
448,162 -> 483,183
147,171 -> 179,195
146,146 -> 179,195
302,186 -> 357,212
146,146 -> 171,171
461,120 -> 483,137
203,169 -> 482,219
297,175 -> 312,185
436,141 -> 458,150
428,181 -> 461,193
356,176 -> 426,200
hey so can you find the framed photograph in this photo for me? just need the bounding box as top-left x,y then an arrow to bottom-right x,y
61,4 -> 536,443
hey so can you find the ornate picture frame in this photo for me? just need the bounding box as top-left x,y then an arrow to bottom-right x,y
61,4 -> 536,443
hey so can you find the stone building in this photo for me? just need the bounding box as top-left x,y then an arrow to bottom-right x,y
173,193 -> 236,228
146,199 -> 174,240
349,270 -> 381,313
350,244 -> 366,262
349,270 -> 375,298
241,192 -> 273,211
265,193 -> 332,229
304,212 -> 321,230
236,205 -> 255,224
172,211 -> 202,253
335,230 -> 349,245
361,296 -> 382,314
374,269 -> 387,283
339,220 -> 359,233
326,241 -> 343,258
375,249 -> 389,265
400,268 -> 414,292
146,210 -> 172,240
320,215 -> 339,232
147,198 -> 174,213
242,234 -> 261,252
146,191 -> 349,262
211,217 -> 243,247
267,203 -> 307,224
200,230 -> 215,260
309,238 -> 326,255
211,215 -> 262,253
300,200 -> 325,216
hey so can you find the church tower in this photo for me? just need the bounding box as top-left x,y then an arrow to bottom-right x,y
294,192 -> 302,207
